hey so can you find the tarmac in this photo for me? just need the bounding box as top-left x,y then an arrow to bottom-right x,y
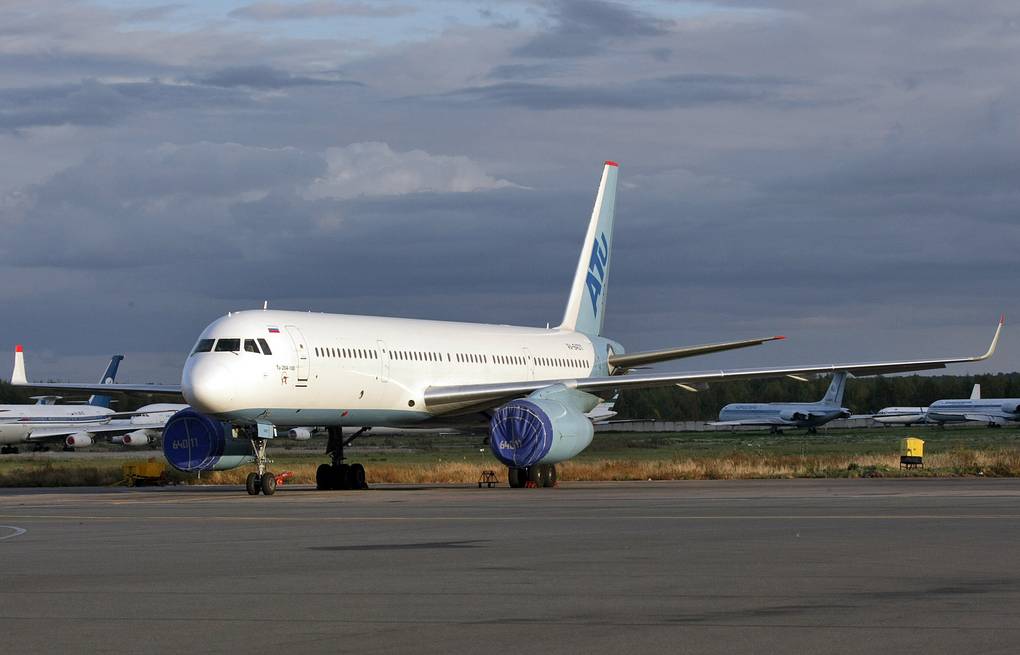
1,479 -> 1019,654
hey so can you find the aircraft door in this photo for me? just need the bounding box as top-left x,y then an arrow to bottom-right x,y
521,347 -> 535,380
377,340 -> 390,383
285,325 -> 310,387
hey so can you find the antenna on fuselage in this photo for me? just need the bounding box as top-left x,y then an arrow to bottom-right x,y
263,300 -> 269,310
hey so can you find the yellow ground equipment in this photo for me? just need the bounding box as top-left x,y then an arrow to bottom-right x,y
900,437 -> 924,469
122,458 -> 169,486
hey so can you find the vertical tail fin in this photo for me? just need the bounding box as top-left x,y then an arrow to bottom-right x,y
821,371 -> 848,405
11,345 -> 26,385
88,355 -> 124,408
558,161 -> 619,336
970,383 -> 981,400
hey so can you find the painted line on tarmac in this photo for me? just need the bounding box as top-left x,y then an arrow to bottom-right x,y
1,514 -> 1019,523
0,522 -> 26,538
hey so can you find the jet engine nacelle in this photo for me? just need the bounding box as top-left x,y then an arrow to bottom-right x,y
65,433 -> 93,448
1002,402 -> 1020,415
779,410 -> 810,422
121,430 -> 152,446
162,409 -> 254,472
489,398 -> 594,468
287,427 -> 312,440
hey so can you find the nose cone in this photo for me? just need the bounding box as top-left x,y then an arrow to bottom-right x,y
182,358 -> 235,415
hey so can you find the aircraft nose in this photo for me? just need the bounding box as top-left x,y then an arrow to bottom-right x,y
182,358 -> 235,415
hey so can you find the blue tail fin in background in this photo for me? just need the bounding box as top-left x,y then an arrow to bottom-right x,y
88,355 -> 124,408
558,161 -> 619,337
821,372 -> 848,405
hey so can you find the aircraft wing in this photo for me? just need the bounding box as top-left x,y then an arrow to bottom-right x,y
24,423 -> 141,442
964,414 -> 1008,426
12,382 -> 183,403
424,316 -> 1003,415
709,419 -> 786,427
608,335 -> 785,370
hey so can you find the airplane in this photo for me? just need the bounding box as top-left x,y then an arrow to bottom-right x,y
0,351 -> 123,453
927,383 -> 1020,427
710,371 -> 851,434
5,348 -> 188,451
870,384 -> 982,426
12,161 -> 1004,495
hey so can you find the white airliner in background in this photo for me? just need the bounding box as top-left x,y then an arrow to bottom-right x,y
14,161 -> 1003,495
871,384 -> 983,426
5,348 -> 186,452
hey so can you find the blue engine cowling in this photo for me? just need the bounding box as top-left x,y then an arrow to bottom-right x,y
489,398 -> 594,468
162,408 -> 254,472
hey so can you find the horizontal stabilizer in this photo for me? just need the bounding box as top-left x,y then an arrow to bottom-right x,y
609,335 -> 784,370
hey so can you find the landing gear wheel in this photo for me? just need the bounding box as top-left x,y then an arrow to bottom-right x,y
508,467 -> 525,488
260,472 -> 277,496
246,472 -> 261,496
544,465 -> 557,488
333,463 -> 351,490
316,464 -> 333,490
528,465 -> 549,488
350,463 -> 367,490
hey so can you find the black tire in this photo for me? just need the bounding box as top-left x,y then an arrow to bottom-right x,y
9,447 -> 18,454
508,467 -> 525,488
350,463 -> 367,489
333,463 -> 351,490
528,465 -> 548,487
545,465 -> 557,488
246,472 -> 260,496
261,472 -> 277,496
316,464 -> 333,490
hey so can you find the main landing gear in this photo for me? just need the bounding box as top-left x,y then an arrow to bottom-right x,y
769,426 -> 784,435
507,464 -> 557,488
246,437 -> 277,496
0,445 -> 19,454
315,427 -> 370,491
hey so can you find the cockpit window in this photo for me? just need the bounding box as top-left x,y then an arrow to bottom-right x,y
214,338 -> 241,352
192,339 -> 215,354
244,339 -> 260,354
257,338 -> 272,355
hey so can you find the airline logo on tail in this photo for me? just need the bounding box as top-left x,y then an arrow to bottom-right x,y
585,232 -> 609,318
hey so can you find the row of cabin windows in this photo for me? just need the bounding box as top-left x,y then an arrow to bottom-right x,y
315,346 -> 377,360
310,345 -> 589,370
192,338 -> 273,356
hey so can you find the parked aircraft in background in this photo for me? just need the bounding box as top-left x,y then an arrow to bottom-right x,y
0,351 -> 122,453
13,162 -> 1004,495
5,348 -> 187,451
871,384 -> 982,426
711,372 -> 851,434
927,383 -> 1020,427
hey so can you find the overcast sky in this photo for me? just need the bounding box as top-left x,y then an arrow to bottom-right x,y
1,0 -> 1017,384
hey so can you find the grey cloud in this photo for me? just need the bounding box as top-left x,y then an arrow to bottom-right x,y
124,4 -> 185,23
514,0 -> 670,58
193,65 -> 365,90
0,79 -> 248,131
485,63 -> 559,81
441,74 -> 798,110
229,1 -> 415,21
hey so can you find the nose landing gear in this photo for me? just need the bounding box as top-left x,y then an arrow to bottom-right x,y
245,437 -> 277,496
316,427 -> 370,490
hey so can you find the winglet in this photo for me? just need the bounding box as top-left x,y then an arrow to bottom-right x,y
12,345 -> 27,385
976,314 -> 1005,361
773,336 -> 786,341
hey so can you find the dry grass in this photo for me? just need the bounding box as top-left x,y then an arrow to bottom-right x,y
2,449 -> 1020,487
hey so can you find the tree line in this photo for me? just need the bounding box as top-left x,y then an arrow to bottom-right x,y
4,373 -> 1020,421
613,373 -> 1020,421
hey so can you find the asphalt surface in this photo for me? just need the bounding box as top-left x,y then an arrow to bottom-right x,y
1,479 -> 1019,654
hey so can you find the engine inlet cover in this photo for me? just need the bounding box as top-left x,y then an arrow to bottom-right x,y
163,408 -> 236,472
489,400 -> 554,468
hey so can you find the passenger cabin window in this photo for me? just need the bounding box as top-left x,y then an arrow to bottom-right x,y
258,338 -> 272,355
244,339 -> 260,354
215,338 -> 241,352
192,339 -> 215,354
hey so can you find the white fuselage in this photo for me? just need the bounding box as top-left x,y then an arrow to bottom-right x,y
182,310 -> 616,428
0,405 -> 115,444
872,407 -> 929,425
